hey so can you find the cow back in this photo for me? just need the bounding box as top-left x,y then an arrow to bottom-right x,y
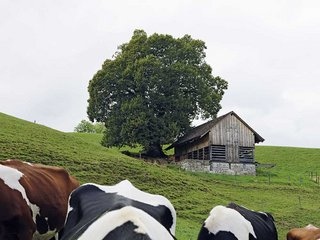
59,180 -> 176,240
227,202 -> 278,240
198,202 -> 278,240
0,159 -> 79,239
287,225 -> 320,240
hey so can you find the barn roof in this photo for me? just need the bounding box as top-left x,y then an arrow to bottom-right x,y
166,111 -> 264,150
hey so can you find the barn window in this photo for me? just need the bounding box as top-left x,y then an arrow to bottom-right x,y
211,145 -> 226,161
239,146 -> 254,162
187,152 -> 192,159
192,150 -> 198,159
199,148 -> 204,160
204,147 -> 209,160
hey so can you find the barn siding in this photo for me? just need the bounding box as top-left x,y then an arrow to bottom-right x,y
210,114 -> 255,146
210,114 -> 255,163
174,134 -> 209,160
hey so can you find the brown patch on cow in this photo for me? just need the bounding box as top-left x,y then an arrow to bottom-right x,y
287,225 -> 320,240
0,159 -> 79,240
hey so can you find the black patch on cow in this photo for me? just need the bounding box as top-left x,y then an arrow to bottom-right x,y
59,184 -> 174,240
36,214 -> 49,234
103,221 -> 152,240
226,202 -> 278,240
198,224 -> 238,240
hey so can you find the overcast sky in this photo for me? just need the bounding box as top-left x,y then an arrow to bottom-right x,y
1,0 -> 319,148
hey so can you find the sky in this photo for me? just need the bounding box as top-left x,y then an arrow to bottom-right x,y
1,0 -> 319,148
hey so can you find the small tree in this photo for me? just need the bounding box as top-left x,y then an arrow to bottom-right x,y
93,122 -> 105,134
74,120 -> 105,133
74,120 -> 95,133
87,29 -> 228,157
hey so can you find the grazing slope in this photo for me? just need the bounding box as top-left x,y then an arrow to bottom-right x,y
1,112 -> 320,239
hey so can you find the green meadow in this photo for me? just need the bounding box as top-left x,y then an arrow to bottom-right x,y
1,112 -> 320,239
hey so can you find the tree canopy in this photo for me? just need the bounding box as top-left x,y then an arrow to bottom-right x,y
87,29 -> 228,157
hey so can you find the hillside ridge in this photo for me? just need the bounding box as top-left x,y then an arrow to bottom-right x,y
1,112 -> 320,239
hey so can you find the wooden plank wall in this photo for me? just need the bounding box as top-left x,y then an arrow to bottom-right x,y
174,134 -> 209,158
210,114 -> 255,162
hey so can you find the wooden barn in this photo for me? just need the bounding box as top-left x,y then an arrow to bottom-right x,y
167,111 -> 264,175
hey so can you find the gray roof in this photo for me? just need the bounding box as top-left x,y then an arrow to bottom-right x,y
167,111 -> 264,150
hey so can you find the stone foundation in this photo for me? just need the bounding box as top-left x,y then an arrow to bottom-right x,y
179,159 -> 256,176
180,159 -> 211,173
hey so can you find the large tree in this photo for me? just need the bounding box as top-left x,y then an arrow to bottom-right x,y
87,30 -> 228,157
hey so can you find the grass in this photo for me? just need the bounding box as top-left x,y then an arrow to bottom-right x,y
1,112 -> 320,239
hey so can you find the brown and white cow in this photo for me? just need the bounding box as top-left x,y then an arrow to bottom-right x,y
0,159 -> 79,240
287,224 -> 320,240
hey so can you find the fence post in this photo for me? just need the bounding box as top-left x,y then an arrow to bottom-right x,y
268,173 -> 271,185
298,196 -> 302,209
299,176 -> 302,185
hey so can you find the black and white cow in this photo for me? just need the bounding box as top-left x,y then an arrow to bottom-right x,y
58,180 -> 176,240
197,202 -> 278,240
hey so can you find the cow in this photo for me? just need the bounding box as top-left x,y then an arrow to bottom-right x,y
0,159 -> 79,240
287,224 -> 320,240
197,202 -> 278,240
58,179 -> 176,240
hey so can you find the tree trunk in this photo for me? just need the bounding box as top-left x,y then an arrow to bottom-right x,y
143,143 -> 167,158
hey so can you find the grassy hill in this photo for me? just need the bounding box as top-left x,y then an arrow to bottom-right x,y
1,112 -> 320,239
